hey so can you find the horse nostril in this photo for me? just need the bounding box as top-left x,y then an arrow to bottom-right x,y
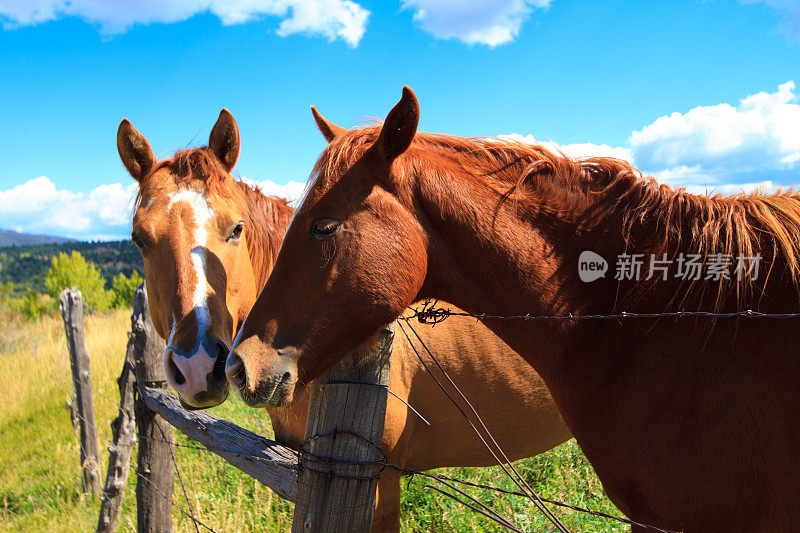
212,353 -> 227,387
211,338 -> 230,387
225,353 -> 245,390
166,350 -> 186,386
282,371 -> 292,383
214,338 -> 229,360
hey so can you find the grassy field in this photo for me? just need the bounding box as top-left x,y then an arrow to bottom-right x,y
0,308 -> 625,532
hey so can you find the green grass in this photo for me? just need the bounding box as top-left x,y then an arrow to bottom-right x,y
0,308 -> 624,532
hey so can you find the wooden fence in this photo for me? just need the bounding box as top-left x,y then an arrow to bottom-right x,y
59,285 -> 392,533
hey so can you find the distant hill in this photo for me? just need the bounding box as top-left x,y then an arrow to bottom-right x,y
0,229 -> 77,247
0,240 -> 142,295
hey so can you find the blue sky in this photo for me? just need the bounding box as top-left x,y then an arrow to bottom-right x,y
0,0 -> 798,240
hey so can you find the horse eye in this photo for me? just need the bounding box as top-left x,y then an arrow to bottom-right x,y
228,222 -> 244,241
131,235 -> 145,251
310,218 -> 340,240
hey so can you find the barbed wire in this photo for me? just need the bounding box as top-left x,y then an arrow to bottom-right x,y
424,483 -> 523,532
70,408 -> 218,533
78,388 -> 682,532
73,316 -> 696,533
136,470 -> 218,533
388,466 -> 677,533
405,299 -> 800,325
157,419 -> 200,533
396,319 -> 572,533
73,294 -> 800,531
99,491 -> 137,533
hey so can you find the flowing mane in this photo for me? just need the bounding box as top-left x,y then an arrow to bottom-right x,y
312,125 -> 800,307
136,147 -> 237,204
137,146 -> 294,287
575,157 -> 800,309
239,182 -> 293,287
315,126 -> 800,310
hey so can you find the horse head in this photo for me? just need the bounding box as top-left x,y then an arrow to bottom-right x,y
118,110 -> 263,409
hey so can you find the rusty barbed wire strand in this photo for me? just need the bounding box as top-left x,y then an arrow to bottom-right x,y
76,391 -> 680,532
71,407 -> 218,533
389,466 -> 678,533
406,299 -> 800,325
396,319 -> 571,533
424,484 -> 523,532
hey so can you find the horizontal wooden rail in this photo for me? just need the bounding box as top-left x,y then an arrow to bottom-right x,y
138,386 -> 299,502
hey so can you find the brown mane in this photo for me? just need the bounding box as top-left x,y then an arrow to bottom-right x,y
315,126 -> 800,310
137,146 -> 294,287
239,183 -> 293,287
135,147 -> 233,206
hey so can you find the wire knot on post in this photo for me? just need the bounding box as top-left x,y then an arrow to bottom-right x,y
298,429 -> 387,481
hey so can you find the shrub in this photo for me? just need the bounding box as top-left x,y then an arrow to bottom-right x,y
45,251 -> 112,313
0,281 -> 14,310
111,270 -> 143,308
18,289 -> 52,320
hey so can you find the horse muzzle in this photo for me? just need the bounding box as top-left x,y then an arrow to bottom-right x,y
164,336 -> 230,409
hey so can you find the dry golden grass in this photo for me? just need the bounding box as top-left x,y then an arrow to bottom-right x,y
0,308 -> 295,532
0,307 -> 621,532
0,310 -> 128,423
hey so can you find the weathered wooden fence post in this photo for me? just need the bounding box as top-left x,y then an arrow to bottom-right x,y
96,327 -> 138,533
292,323 -> 394,533
130,285 -> 174,533
59,288 -> 101,496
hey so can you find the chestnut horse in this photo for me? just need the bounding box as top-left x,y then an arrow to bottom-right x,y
117,110 -> 570,531
232,87 -> 800,532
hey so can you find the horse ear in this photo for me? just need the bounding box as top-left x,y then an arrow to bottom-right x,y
375,86 -> 419,162
209,108 -> 240,172
311,106 -> 347,143
117,119 -> 157,182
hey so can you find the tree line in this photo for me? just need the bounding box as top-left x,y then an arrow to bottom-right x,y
0,250 -> 143,319
0,240 -> 142,296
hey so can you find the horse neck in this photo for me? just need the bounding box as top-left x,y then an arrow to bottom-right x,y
413,167 -> 618,320
237,183 -> 294,290
410,159 -> 800,356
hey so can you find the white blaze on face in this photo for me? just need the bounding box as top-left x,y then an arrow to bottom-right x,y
167,188 -> 214,357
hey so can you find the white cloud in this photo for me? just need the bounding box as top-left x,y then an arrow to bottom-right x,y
630,81 -> 800,186
498,133 -> 634,162
0,0 -> 369,46
401,0 -> 551,46
241,177 -> 306,204
679,181 -> 780,195
8,83 -> 800,241
0,175 -> 305,241
654,166 -> 780,195
742,0 -> 800,41
0,176 -> 138,241
501,82 -> 800,194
